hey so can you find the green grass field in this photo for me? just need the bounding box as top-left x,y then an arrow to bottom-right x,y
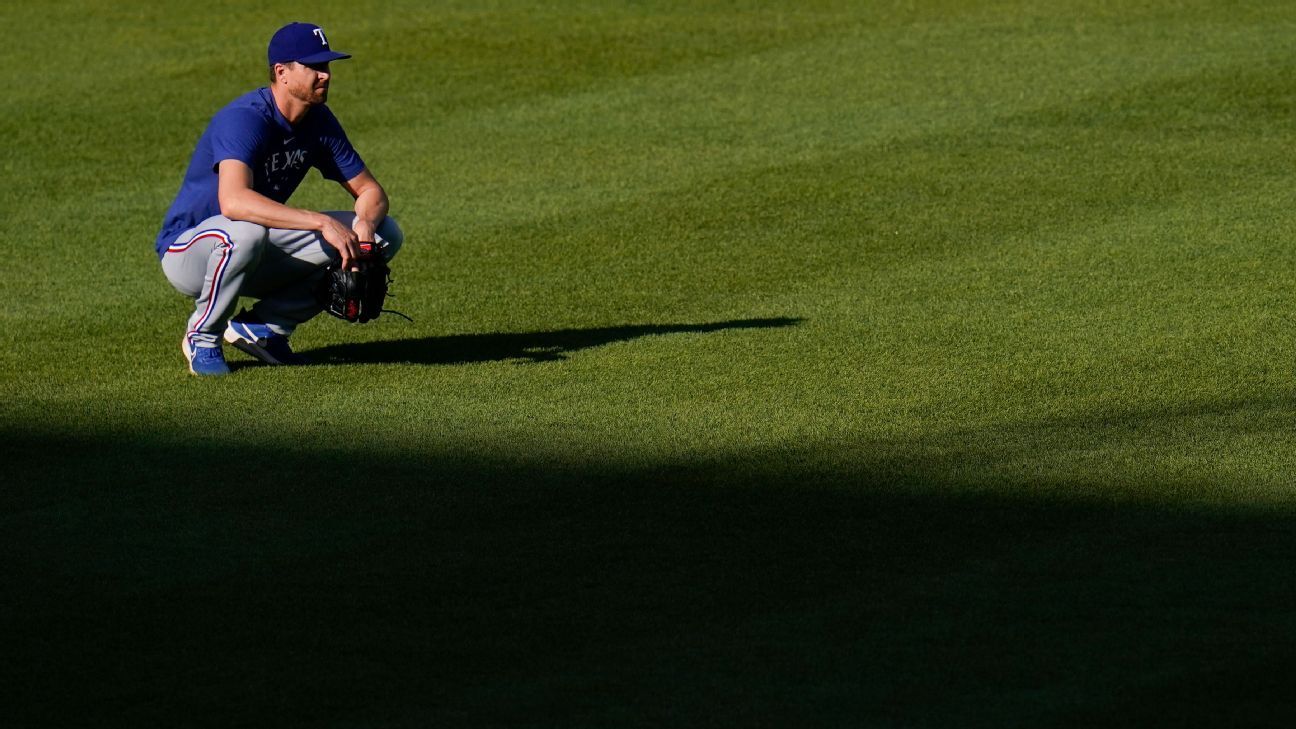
5,0 -> 1296,725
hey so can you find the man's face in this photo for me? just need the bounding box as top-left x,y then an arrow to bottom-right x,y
280,61 -> 331,105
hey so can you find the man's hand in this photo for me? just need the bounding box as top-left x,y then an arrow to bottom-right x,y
318,214 -> 361,270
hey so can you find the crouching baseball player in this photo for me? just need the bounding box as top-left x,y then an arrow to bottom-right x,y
156,22 -> 403,376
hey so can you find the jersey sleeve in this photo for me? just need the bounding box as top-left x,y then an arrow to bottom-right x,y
207,107 -> 269,171
312,106 -> 367,183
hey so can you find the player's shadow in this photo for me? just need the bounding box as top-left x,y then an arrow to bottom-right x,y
307,317 -> 803,365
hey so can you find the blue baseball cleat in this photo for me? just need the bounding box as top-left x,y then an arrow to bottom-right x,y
182,337 -> 231,377
223,312 -> 312,366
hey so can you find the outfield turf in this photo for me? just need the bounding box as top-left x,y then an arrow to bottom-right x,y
4,1 -> 1296,726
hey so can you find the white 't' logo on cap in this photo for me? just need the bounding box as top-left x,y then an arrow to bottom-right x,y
313,28 -> 329,46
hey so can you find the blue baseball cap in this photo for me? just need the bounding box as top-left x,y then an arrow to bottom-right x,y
267,22 -> 351,66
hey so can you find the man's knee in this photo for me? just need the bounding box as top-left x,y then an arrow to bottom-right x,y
377,217 -> 404,261
223,219 -> 270,262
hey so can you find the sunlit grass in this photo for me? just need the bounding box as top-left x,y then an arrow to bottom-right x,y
4,1 -> 1296,725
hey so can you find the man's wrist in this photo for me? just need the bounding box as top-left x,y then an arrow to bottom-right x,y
353,217 -> 379,240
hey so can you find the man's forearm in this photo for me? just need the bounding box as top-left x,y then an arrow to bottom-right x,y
220,186 -> 330,232
353,186 -> 389,235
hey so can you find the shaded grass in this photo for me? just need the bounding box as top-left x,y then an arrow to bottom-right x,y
6,431 -> 1296,728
